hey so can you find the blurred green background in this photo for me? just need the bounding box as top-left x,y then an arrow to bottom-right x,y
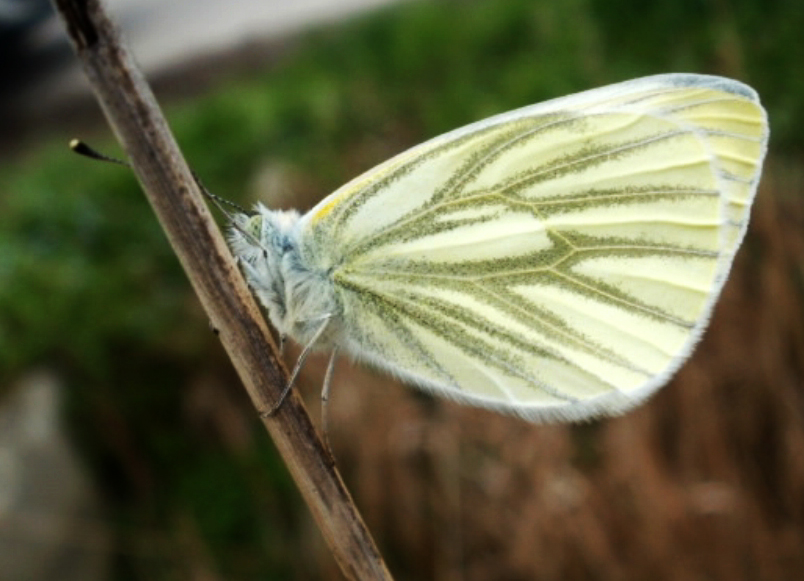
1,0 -> 803,579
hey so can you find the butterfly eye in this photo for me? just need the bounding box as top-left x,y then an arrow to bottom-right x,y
244,215 -> 263,240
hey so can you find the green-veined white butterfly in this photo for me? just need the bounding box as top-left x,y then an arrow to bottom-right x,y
228,74 -> 768,423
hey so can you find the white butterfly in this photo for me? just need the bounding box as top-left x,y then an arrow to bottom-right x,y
228,74 -> 768,423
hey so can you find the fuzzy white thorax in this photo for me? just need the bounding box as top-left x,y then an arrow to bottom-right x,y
228,204 -> 339,348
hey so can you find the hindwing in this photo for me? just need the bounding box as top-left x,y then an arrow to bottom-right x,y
299,74 -> 768,421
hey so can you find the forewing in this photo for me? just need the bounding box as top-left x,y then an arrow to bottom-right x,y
300,74 -> 768,421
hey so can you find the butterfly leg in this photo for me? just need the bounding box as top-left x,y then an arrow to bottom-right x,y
321,347 -> 339,455
279,333 -> 287,355
264,316 -> 331,416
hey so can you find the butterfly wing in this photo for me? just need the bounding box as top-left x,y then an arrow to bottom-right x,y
299,74 -> 768,422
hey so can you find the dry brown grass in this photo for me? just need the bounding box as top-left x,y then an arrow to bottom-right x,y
296,155 -> 804,580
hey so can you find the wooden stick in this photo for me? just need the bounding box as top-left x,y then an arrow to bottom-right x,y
49,1 -> 392,579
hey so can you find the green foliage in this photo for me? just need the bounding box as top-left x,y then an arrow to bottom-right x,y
0,144 -> 185,374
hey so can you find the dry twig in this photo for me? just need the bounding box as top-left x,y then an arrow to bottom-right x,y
50,1 -> 392,578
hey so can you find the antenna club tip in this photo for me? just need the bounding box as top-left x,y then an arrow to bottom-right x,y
69,138 -> 81,150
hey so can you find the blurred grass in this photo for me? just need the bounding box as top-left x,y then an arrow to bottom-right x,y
1,0 -> 803,579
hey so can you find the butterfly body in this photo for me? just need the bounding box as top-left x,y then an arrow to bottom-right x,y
230,74 -> 768,422
230,208 -> 342,347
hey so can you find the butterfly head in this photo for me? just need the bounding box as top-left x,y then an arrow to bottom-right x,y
229,205 -> 338,345
229,204 -> 299,260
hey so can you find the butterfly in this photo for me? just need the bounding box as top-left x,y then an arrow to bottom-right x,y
228,74 -> 768,423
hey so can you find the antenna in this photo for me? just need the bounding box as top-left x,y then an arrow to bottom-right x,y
69,139 -> 251,216
70,139 -> 129,167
